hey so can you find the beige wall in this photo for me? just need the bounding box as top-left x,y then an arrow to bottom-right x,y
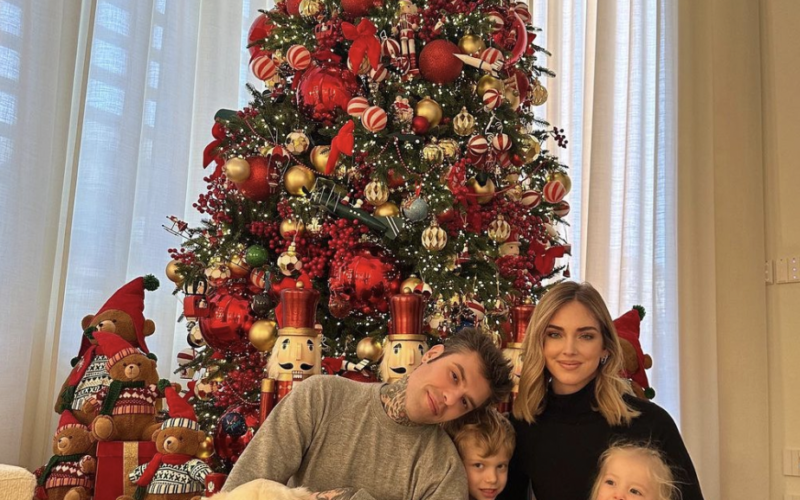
761,0 -> 800,497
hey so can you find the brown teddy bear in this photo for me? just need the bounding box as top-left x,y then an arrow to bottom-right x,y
56,276 -> 160,426
34,411 -> 96,500
122,386 -> 212,500
81,331 -> 164,442
614,306 -> 656,400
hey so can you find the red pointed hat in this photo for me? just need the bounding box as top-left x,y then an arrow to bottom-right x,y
614,309 -> 651,392
55,410 -> 87,436
91,331 -> 139,371
78,276 -> 159,355
162,385 -> 199,431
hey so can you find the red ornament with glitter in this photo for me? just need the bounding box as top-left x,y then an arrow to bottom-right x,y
341,0 -> 379,17
328,244 -> 402,316
296,66 -> 358,119
198,285 -> 255,352
418,39 -> 464,85
233,156 -> 280,202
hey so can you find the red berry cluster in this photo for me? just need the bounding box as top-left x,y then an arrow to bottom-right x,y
326,218 -> 369,264
418,0 -> 485,42
168,247 -> 197,265
214,349 -> 266,409
496,255 -> 535,290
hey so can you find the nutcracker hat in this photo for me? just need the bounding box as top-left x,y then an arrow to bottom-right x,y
388,292 -> 426,341
90,331 -> 140,371
508,303 -> 535,348
614,308 -> 652,396
78,275 -> 159,356
55,410 -> 87,436
278,282 -> 320,337
162,385 -> 200,431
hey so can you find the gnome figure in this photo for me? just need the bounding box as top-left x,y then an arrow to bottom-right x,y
379,291 -> 428,383
499,303 -> 535,414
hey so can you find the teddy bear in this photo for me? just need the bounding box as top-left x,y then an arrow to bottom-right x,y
614,306 -> 656,400
56,276 -> 159,426
212,479 -> 312,500
122,386 -> 213,500
81,331 -> 164,442
34,411 -> 96,500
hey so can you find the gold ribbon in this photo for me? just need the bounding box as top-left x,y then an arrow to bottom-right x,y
122,442 -> 139,496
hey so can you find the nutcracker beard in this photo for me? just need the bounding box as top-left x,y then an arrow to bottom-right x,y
266,334 -> 323,380
379,339 -> 428,383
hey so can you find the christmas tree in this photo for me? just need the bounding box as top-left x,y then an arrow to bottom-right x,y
165,0 -> 572,472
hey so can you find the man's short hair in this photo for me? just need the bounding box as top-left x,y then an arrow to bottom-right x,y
438,327 -> 513,406
443,406 -> 516,459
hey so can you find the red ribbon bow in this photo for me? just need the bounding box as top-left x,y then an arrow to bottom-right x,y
341,19 -> 381,73
325,120 -> 355,174
530,241 -> 567,276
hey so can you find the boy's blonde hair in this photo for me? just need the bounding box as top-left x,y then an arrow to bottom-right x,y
443,407 -> 515,458
591,442 -> 680,500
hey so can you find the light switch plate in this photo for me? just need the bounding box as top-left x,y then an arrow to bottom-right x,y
777,258 -> 789,283
784,448 -> 800,476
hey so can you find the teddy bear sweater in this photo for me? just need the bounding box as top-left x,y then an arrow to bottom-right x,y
36,455 -> 94,490
89,382 -> 159,415
71,355 -> 110,411
498,379 -> 704,500
223,376 -> 468,500
129,458 -> 211,494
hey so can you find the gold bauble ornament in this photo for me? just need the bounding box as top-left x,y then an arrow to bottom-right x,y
505,87 -> 521,110
310,145 -> 334,173
285,130 -> 310,154
400,275 -> 423,293
228,254 -> 251,279
548,171 -> 572,195
477,74 -> 504,96
415,97 -> 443,127
488,215 -> 512,243
530,79 -> 549,106
248,320 -> 278,352
422,143 -> 444,165
259,145 -> 273,157
223,157 -> 251,183
356,337 -> 384,362
299,0 -> 321,18
284,165 -> 316,196
519,135 -> 541,164
348,55 -> 371,75
197,436 -> 214,459
279,217 -> 306,240
438,138 -> 460,160
466,177 -> 496,204
364,179 -> 390,206
459,34 -> 486,56
373,202 -> 400,217
506,184 -> 523,202
165,259 -> 184,285
452,107 -> 476,136
422,221 -> 448,251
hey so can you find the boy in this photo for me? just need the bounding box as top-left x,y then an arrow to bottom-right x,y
444,407 -> 516,500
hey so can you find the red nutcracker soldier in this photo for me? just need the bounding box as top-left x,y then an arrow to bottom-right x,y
259,282 -> 322,423
392,0 -> 420,79
379,291 -> 429,383
499,302 -> 535,414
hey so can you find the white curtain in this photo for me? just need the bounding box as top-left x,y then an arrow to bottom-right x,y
1,0 -> 678,472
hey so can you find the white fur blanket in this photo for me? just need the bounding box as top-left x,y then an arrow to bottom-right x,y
212,479 -> 313,500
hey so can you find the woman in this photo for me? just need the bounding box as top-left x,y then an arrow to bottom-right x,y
498,282 -> 703,500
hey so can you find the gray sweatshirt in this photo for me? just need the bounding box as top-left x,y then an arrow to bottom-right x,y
222,376 -> 468,500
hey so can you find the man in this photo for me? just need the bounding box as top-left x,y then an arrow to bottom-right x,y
222,327 -> 513,500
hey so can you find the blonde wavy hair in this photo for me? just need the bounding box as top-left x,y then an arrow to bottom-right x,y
590,442 -> 680,500
512,281 -> 639,426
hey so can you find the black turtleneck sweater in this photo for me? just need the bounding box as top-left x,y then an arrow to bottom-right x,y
498,380 -> 704,500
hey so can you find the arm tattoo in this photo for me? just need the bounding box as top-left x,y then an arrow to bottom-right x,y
379,376 -> 414,426
312,488 -> 356,500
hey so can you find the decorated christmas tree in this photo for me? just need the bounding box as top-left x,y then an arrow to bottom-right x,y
165,0 -> 572,472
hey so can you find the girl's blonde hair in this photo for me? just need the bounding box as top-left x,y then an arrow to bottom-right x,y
512,281 -> 639,425
590,443 -> 680,500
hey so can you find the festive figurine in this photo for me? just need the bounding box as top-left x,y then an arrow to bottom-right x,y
614,306 -> 656,400
379,291 -> 429,383
55,276 -> 159,426
182,276 -> 210,321
261,282 -> 322,421
392,0 -> 420,79
34,411 -> 96,500
499,302 -> 535,414
124,386 -> 212,500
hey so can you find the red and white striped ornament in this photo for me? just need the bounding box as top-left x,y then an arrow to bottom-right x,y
497,151 -> 512,168
514,2 -> 532,23
543,180 -> 567,204
249,268 -> 268,289
268,145 -> 290,164
465,297 -> 486,322
487,12 -> 505,33
251,54 -> 277,81
553,200 -> 571,217
347,96 -> 370,117
521,190 -> 542,207
287,44 -> 312,70
491,133 -> 512,152
483,88 -> 503,110
480,47 -> 505,66
369,64 -> 388,82
381,38 -> 401,58
467,135 -> 489,155
177,348 -> 197,379
362,106 -> 388,132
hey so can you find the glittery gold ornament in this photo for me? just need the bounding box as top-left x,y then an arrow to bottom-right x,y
438,138 -> 460,160
165,259 -> 184,285
519,135 -> 541,164
422,221 -> 448,251
248,320 -> 278,352
422,143 -> 444,165
284,165 -> 316,196
488,215 -> 511,242
197,436 -> 214,459
279,217 -> 306,239
357,337 -> 384,362
505,87 -> 521,110
364,179 -> 390,206
299,0 -> 321,18
466,176 -> 496,204
452,107 -> 476,136
223,157 -> 251,183
228,254 -> 251,279
400,275 -> 423,293
458,34 -> 486,56
310,145 -> 334,173
374,202 -> 400,217
547,171 -> 572,195
477,75 -> 504,96
530,79 -> 548,106
285,130 -> 310,154
415,97 -> 443,127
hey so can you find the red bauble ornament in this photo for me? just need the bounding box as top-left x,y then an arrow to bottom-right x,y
234,156 -> 280,202
411,116 -> 430,135
247,13 -> 274,58
214,404 -> 259,463
341,0 -> 379,16
418,40 -> 464,85
297,66 -> 358,118
286,0 -> 302,16
199,286 -> 255,352
328,244 -> 401,317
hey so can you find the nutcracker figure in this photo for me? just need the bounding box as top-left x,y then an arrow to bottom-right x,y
183,276 -> 209,320
379,291 -> 429,383
392,0 -> 420,79
498,302 -> 535,414
260,282 -> 322,422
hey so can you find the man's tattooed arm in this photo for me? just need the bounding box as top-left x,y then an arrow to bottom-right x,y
310,487 -> 357,500
379,375 -> 414,426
